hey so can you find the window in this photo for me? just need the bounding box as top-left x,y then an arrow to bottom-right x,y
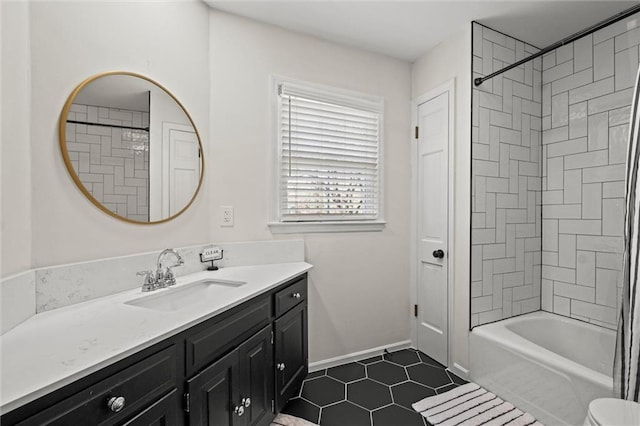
269,78 -> 385,233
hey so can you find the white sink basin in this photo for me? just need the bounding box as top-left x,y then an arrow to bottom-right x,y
124,279 -> 247,311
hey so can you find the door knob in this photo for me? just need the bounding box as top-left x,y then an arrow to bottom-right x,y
432,249 -> 445,259
277,362 -> 286,371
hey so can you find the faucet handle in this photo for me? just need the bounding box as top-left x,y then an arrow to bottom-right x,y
155,267 -> 167,288
137,270 -> 156,292
164,267 -> 177,286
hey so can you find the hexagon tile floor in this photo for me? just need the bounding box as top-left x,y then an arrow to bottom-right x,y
281,348 -> 467,426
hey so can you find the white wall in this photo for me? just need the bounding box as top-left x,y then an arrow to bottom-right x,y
209,11 -> 412,363
1,1 -> 32,278
1,0 -> 435,366
28,0 -> 211,268
412,28 -> 472,372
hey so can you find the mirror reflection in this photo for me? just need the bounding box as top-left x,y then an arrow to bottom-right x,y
60,72 -> 204,224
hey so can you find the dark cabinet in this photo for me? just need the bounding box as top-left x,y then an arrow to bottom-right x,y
274,303 -> 308,412
1,273 -> 308,426
123,390 -> 179,426
187,348 -> 240,426
14,345 -> 178,426
186,325 -> 273,426
237,326 -> 274,426
184,297 -> 272,377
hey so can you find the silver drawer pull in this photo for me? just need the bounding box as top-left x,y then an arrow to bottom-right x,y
234,405 -> 245,416
292,292 -> 301,299
242,397 -> 251,408
107,396 -> 126,413
277,362 -> 286,371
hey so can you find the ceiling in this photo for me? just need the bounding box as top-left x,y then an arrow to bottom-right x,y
204,0 -> 639,61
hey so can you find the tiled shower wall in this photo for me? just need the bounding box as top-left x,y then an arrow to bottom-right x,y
66,104 -> 150,222
541,13 -> 640,329
471,22 -> 543,327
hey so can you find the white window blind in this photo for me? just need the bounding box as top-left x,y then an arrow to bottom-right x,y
277,82 -> 382,223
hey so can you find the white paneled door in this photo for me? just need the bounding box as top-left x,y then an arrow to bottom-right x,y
416,91 -> 449,366
167,125 -> 200,216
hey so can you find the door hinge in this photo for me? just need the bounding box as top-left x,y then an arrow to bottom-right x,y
414,304 -> 418,317
271,399 -> 275,413
415,126 -> 419,139
271,330 -> 274,345
184,393 -> 190,413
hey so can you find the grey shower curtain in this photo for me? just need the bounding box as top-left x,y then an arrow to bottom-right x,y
614,63 -> 640,402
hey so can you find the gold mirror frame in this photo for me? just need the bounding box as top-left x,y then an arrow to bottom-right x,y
59,71 -> 205,225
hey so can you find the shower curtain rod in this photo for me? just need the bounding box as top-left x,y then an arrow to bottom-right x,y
474,3 -> 640,87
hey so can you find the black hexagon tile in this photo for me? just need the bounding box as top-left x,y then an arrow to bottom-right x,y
447,370 -> 468,385
327,362 -> 366,383
367,361 -> 408,386
391,381 -> 436,410
357,355 -> 383,365
301,376 -> 345,407
383,349 -> 421,366
436,383 -> 458,394
306,369 -> 327,380
406,363 -> 452,388
418,351 -> 445,368
320,401 -> 371,426
284,349 -> 464,425
372,404 -> 426,426
281,397 -> 321,424
347,379 -> 392,410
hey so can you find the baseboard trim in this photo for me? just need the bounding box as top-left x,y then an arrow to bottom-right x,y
309,340 -> 413,372
448,362 -> 469,379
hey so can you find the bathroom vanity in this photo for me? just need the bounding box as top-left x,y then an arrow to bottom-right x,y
0,264 -> 310,426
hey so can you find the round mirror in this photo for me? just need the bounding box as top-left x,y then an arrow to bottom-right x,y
59,72 -> 204,224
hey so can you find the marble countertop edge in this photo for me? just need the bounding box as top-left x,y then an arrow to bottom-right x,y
0,262 -> 313,414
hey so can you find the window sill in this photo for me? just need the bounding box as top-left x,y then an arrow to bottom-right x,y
268,220 -> 386,234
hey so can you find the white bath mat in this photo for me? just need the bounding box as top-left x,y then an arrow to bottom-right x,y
412,382 -> 544,426
270,413 -> 318,426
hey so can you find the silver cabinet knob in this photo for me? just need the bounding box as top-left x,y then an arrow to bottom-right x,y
234,405 -> 245,416
277,362 -> 286,371
242,397 -> 251,408
292,292 -> 301,299
107,396 -> 126,413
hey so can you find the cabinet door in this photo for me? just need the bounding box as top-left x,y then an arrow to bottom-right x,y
187,350 -> 244,426
274,303 -> 308,412
123,389 -> 179,426
238,326 -> 274,426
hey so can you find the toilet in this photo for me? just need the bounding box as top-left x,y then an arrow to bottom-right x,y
584,398 -> 640,426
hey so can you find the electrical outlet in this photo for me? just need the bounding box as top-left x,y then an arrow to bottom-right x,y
221,205 -> 234,227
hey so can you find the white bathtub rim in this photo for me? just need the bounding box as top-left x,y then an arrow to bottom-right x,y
471,311 -> 614,391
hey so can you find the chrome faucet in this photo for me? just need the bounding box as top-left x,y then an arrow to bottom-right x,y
136,249 -> 184,292
156,249 -> 184,288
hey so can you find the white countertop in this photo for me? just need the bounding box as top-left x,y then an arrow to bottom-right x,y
0,262 -> 312,414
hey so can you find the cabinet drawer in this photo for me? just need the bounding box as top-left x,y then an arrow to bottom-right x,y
185,296 -> 271,377
122,389 -> 179,426
275,275 -> 307,317
17,345 -> 177,426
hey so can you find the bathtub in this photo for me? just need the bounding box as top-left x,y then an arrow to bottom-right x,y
470,311 -> 615,425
